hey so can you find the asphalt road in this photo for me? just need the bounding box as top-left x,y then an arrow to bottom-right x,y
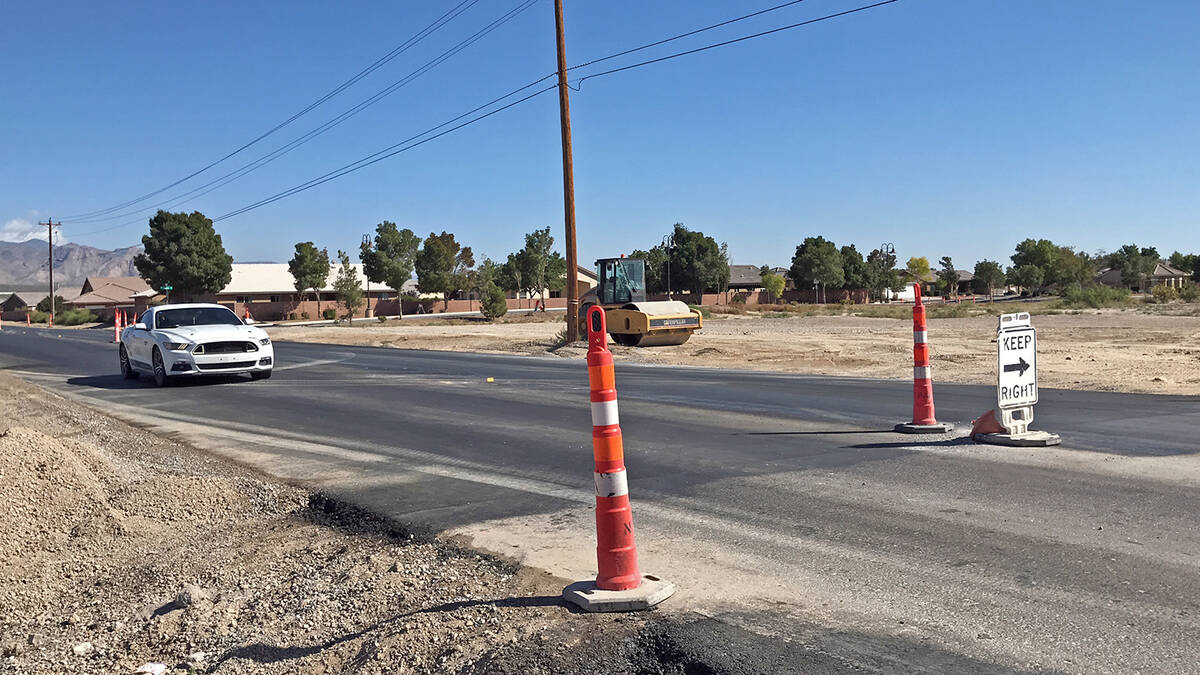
2,325 -> 1197,673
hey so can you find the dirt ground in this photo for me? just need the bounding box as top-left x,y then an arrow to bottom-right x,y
268,309 -> 1200,396
0,373 -> 695,674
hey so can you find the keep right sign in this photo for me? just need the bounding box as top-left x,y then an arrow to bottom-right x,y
997,312 -> 1037,408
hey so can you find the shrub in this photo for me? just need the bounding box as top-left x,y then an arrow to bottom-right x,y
30,311 -> 49,324
1150,284 -> 1180,304
301,311 -> 311,320
1062,284 -> 1131,308
322,308 -> 337,320
377,315 -> 388,323
288,312 -> 298,321
730,294 -> 747,305
1180,284 -> 1199,303
56,308 -> 96,325
688,304 -> 713,319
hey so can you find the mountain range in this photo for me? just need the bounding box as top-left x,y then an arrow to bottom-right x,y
0,240 -> 142,291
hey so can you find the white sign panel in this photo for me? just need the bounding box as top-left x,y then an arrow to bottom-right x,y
997,313 -> 1037,409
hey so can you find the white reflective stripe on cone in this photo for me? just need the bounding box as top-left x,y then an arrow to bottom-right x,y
913,330 -> 928,344
590,399 -> 619,427
914,366 -> 931,379
594,469 -> 629,498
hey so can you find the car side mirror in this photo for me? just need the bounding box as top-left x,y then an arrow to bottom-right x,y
244,318 -> 256,325
133,322 -> 147,331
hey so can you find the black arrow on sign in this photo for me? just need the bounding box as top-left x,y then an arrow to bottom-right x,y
1003,357 -> 1030,377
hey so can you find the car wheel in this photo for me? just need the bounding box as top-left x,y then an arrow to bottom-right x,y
152,347 -> 171,387
251,370 -> 272,380
119,344 -> 138,380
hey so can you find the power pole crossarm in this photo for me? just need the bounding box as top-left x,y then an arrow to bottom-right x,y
554,0 -> 580,342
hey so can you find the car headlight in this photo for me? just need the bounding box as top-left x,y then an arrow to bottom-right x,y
259,337 -> 271,345
163,342 -> 191,351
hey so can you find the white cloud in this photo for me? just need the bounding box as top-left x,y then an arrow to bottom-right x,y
1,218 -> 68,243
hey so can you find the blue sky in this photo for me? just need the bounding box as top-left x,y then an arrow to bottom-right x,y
2,0 -> 1197,271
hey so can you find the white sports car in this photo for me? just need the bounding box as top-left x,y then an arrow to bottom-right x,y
119,303 -> 274,386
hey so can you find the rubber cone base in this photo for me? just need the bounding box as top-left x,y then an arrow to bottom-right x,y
971,431 -> 1061,447
894,422 -> 954,434
563,574 -> 675,613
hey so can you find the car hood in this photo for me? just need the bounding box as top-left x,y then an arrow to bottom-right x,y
156,324 -> 268,344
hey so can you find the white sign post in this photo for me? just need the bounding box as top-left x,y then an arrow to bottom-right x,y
977,312 -> 1060,446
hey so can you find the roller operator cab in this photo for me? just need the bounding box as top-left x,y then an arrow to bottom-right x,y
578,257 -> 703,347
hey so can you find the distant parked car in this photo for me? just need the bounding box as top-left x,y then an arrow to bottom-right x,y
119,303 -> 274,386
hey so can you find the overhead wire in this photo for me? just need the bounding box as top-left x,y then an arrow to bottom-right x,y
63,0 -> 539,228
64,0 -> 818,229
73,0 -> 902,232
61,0 -> 484,221
209,0 -> 901,223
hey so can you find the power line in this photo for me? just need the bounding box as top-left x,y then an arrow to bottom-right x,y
210,0 -> 901,223
570,0 -> 900,90
62,0 -> 539,228
213,84 -> 559,222
75,0 -> 901,233
61,0 -> 484,221
65,0 -> 825,233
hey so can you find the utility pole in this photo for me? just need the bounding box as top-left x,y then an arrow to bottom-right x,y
41,218 -> 60,324
554,0 -> 579,342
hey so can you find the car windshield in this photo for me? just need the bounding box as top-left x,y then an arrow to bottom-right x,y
155,307 -> 243,329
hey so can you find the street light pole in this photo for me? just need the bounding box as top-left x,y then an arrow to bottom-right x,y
662,233 -> 674,298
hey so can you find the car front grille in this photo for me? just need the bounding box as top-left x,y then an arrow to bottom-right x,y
196,361 -> 258,371
194,341 -> 258,355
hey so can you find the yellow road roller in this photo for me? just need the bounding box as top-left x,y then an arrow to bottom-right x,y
578,257 -> 703,346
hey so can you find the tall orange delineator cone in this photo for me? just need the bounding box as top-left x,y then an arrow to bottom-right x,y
113,310 -> 122,343
26,313 -> 30,326
563,306 -> 675,612
895,285 -> 953,434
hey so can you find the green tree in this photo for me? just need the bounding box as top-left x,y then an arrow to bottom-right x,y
36,295 -> 66,314
667,224 -> 730,297
1011,238 -> 1060,287
936,256 -> 958,297
972,260 -> 1006,299
1007,264 -> 1045,293
906,256 -> 931,282
1106,244 -> 1157,289
416,231 -> 473,309
762,272 -> 785,304
840,245 -> 868,290
506,227 -> 565,307
790,236 -> 843,303
629,246 -> 669,294
1168,251 -> 1195,272
333,250 -> 363,320
865,247 -> 901,302
498,252 -> 527,303
288,242 -> 331,314
1055,246 -> 1098,288
361,221 -> 420,317
134,210 -> 233,298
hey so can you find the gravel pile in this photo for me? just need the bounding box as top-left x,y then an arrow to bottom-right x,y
0,375 -> 678,674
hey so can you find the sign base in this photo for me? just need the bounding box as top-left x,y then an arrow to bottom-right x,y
562,575 -> 675,613
971,430 -> 1060,447
894,422 -> 954,434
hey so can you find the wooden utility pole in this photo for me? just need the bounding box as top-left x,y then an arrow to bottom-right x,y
554,0 -> 580,342
41,219 -> 60,324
